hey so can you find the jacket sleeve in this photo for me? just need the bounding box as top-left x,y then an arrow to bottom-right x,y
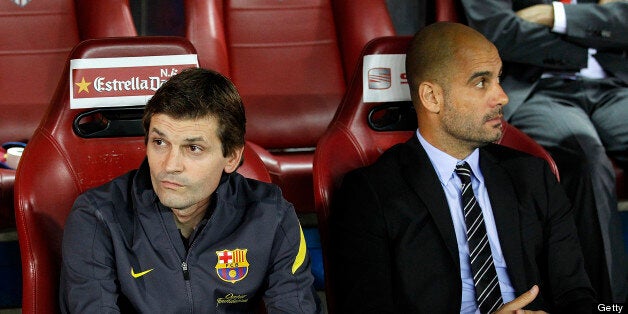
539,162 -> 596,313
263,196 -> 320,314
562,2 -> 628,48
461,0 -> 627,70
59,194 -> 121,313
328,170 -> 396,313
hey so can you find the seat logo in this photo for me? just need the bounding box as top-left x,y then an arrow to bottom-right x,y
215,248 -> 249,283
368,67 -> 392,90
131,267 -> 154,278
11,0 -> 32,7
75,77 -> 92,94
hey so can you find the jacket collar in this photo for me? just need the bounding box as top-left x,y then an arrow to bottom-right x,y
479,147 -> 527,295
130,158 -> 248,257
400,136 -> 460,268
401,138 -> 528,295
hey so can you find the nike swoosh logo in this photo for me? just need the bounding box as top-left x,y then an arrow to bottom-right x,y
131,267 -> 154,278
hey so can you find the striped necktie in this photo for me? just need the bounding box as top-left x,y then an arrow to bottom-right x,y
455,162 -> 503,314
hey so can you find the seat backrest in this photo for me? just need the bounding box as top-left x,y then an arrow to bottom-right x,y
224,0 -> 345,150
75,0 -> 137,39
0,0 -> 137,229
434,0 -> 465,23
184,0 -> 395,213
0,0 -> 136,145
240,141 -> 272,183
186,0 -> 395,149
312,36 -> 559,313
14,36 -> 270,313
0,0 -> 80,145
314,36 -> 413,232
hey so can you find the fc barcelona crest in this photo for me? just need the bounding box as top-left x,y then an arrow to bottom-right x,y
215,248 -> 249,283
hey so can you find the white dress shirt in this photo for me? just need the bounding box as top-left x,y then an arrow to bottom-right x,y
417,130 -> 516,313
551,0 -> 607,79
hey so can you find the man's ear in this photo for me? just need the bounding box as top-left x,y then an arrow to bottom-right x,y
418,82 -> 442,114
224,146 -> 245,174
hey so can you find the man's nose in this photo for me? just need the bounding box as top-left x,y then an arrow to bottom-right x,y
494,83 -> 509,107
164,148 -> 184,173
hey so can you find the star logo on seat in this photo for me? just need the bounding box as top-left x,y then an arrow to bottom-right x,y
75,77 -> 91,94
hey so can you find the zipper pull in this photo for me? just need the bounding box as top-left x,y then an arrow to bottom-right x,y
181,261 -> 190,280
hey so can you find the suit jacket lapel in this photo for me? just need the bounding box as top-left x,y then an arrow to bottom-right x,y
479,147 -> 527,295
398,139 -> 533,296
401,137 -> 460,267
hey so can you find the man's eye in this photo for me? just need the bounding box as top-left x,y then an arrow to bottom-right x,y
189,145 -> 203,153
153,139 -> 164,146
475,80 -> 485,88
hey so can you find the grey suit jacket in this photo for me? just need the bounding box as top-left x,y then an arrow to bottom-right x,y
330,137 -> 595,313
461,0 -> 628,118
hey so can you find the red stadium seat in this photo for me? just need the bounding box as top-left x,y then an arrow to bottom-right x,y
14,36 -> 270,313
434,0 -> 465,22
312,36 -> 560,313
184,0 -> 396,213
0,0 -> 137,229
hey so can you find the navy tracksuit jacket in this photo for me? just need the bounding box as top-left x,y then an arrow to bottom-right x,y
60,160 -> 319,313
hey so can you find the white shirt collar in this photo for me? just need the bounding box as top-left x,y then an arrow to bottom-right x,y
415,129 -> 483,186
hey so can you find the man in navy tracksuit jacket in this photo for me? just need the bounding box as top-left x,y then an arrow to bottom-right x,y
59,68 -> 319,313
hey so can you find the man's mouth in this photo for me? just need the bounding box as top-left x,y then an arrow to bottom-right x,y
485,110 -> 504,125
161,180 -> 184,189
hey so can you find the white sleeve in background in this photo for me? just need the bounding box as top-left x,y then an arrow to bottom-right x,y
549,1 -> 605,78
552,1 -> 567,34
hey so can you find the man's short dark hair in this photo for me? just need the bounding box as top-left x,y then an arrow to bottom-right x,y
143,67 -> 246,158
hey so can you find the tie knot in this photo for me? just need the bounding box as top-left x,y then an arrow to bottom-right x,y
455,162 -> 472,185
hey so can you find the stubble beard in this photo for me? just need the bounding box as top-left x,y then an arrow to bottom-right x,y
441,99 -> 503,149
